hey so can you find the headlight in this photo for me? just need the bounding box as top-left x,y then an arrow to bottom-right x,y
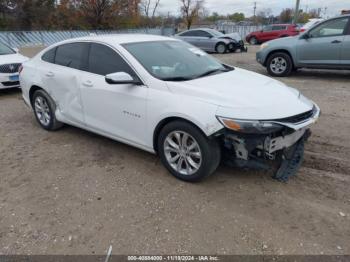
216,116 -> 283,134
260,43 -> 269,50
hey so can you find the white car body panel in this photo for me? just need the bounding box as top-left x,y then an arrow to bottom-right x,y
0,53 -> 28,89
168,68 -> 313,120
20,34 -> 318,154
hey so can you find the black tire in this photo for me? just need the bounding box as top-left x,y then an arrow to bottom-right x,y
215,43 -> 227,54
249,36 -> 258,45
157,120 -> 221,182
266,52 -> 293,77
32,89 -> 63,131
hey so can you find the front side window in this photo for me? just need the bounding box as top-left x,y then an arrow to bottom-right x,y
0,42 -> 15,55
197,30 -> 212,38
123,40 -> 231,81
179,31 -> 195,37
55,42 -> 89,70
88,43 -> 135,76
309,18 -> 349,37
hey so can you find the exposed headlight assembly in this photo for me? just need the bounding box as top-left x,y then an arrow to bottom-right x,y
216,116 -> 283,134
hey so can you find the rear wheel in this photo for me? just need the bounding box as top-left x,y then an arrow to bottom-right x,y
249,37 -> 258,45
32,89 -> 63,131
215,43 -> 227,54
157,121 -> 221,182
266,52 -> 293,77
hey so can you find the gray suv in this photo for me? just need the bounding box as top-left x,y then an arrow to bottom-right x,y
256,15 -> 350,77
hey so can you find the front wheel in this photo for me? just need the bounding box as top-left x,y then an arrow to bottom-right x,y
266,52 -> 293,77
157,121 -> 221,182
215,43 -> 227,54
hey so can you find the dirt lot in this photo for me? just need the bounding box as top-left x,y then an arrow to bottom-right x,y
0,46 -> 349,255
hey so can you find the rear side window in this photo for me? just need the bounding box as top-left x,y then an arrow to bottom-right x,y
263,25 -> 273,32
272,25 -> 287,31
55,42 -> 89,70
88,43 -> 135,76
41,47 -> 56,63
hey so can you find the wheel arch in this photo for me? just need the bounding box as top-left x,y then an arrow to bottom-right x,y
153,116 -> 212,153
264,49 -> 295,67
29,85 -> 44,108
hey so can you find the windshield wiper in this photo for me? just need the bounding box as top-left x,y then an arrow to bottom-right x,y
161,76 -> 193,82
196,68 -> 230,79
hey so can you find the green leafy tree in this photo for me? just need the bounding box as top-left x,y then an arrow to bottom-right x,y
228,12 -> 245,22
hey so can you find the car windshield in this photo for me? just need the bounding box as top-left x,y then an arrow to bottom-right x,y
123,40 -> 231,81
0,42 -> 15,55
207,29 -> 224,37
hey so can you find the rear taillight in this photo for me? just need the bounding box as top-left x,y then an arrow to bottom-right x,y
18,65 -> 23,74
300,29 -> 306,32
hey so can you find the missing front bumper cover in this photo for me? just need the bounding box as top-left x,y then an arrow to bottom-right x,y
223,129 -> 311,182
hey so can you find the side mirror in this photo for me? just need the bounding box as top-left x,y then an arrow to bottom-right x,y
302,33 -> 310,40
105,72 -> 141,85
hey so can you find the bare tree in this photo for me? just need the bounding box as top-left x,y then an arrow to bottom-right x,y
180,0 -> 204,30
140,0 -> 160,18
80,0 -> 112,29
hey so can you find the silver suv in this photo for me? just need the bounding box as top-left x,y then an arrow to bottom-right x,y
256,15 -> 350,77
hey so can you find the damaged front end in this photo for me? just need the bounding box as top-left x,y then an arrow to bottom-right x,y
214,105 -> 320,182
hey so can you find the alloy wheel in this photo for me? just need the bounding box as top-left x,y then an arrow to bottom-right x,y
163,131 -> 202,176
34,96 -> 51,126
270,57 -> 287,75
216,44 -> 226,54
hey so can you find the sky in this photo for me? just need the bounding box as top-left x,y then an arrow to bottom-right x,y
157,0 -> 349,18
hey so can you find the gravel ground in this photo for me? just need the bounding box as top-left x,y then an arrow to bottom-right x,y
0,46 -> 349,255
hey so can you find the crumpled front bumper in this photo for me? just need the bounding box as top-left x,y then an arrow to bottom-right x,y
220,105 -> 320,182
229,40 -> 248,52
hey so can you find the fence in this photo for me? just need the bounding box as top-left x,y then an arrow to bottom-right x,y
216,25 -> 264,39
0,28 -> 175,48
0,26 -> 262,48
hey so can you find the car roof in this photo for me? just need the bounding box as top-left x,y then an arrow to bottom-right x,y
53,34 -> 177,46
268,24 -> 295,26
182,28 -> 216,32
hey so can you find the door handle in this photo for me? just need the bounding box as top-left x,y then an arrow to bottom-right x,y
331,40 -> 342,44
45,71 -> 54,77
82,80 -> 93,87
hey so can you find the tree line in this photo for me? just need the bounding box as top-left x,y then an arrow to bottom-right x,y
0,0 -> 324,31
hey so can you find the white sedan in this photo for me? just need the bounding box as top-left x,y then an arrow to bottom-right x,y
20,35 -> 320,182
0,42 -> 28,89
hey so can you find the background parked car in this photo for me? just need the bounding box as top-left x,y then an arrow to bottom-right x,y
246,24 -> 300,45
0,42 -> 28,89
175,28 -> 246,54
256,15 -> 350,77
300,18 -> 324,32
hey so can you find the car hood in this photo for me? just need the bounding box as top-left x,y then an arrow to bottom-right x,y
223,33 -> 242,41
166,68 -> 314,120
266,35 -> 299,46
0,53 -> 28,65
